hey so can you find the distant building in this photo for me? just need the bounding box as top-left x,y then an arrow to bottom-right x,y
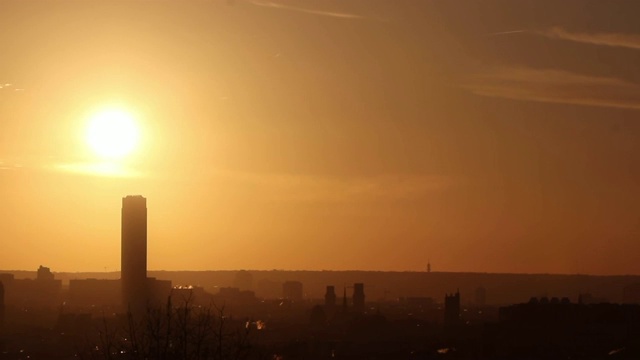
0,274 -> 14,284
171,284 -> 212,306
213,286 -> 258,315
499,298 -> 634,326
121,195 -> 148,311
69,279 -> 121,307
282,281 -> 303,301
353,283 -> 365,313
148,278 -> 172,306
325,285 -> 336,309
444,290 -> 460,326
37,265 -> 54,281
0,269 -> 62,308
215,286 -> 256,303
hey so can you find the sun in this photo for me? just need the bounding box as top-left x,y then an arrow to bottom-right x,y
86,108 -> 140,159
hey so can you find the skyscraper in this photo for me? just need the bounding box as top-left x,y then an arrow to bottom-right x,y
121,195 -> 148,310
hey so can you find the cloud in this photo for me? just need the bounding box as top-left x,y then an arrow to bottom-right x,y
0,158 -> 26,171
461,67 -> 640,111
0,162 -> 19,171
485,27 -> 640,51
52,161 -> 142,178
250,1 -> 364,20
485,30 -> 527,37
539,27 -> 640,51
215,170 -> 452,203
0,156 -> 142,178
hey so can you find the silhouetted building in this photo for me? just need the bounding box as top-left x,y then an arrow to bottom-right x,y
0,274 -> 13,284
499,298 -> 635,326
282,281 -> 303,301
475,286 -> 486,306
325,285 -> 336,309
121,195 -> 148,310
148,278 -> 172,306
69,279 -> 121,307
0,281 -> 4,328
353,283 -> 365,312
444,290 -> 460,326
0,268 -> 62,308
216,286 -> 256,302
37,265 -> 54,281
213,286 -> 258,315
172,284 -> 212,306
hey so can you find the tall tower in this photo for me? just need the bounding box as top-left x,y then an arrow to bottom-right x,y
121,195 -> 148,311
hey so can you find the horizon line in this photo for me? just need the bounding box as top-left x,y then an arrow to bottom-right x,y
2,269 -> 640,277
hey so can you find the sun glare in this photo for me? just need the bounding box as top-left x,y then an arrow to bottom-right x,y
86,108 -> 140,159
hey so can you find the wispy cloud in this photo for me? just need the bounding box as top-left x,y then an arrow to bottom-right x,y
461,67 -> 640,110
485,29 -> 527,37
485,27 -> 640,51
539,27 -> 640,50
52,161 -> 142,178
250,1 -> 364,20
0,156 -> 142,178
0,83 -> 26,93
0,160 -> 22,171
215,170 -> 451,203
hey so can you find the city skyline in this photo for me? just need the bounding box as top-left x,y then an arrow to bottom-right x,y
1,0 -> 640,275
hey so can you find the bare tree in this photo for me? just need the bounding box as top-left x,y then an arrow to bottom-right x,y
81,292 -> 255,360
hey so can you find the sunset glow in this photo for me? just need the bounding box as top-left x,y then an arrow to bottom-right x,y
2,2 -> 640,357
1,1 -> 640,276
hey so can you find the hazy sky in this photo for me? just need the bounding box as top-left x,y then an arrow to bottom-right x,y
1,0 -> 639,274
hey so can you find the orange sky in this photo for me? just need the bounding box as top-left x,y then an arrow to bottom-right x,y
1,0 -> 639,274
